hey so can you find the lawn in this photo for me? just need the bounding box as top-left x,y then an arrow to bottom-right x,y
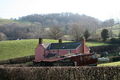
0,39 -> 58,60
98,61 -> 120,66
0,39 -> 109,60
86,42 -> 109,46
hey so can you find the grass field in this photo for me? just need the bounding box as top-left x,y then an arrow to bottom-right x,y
0,19 -> 14,24
86,42 -> 109,46
98,61 -> 120,66
0,39 -> 109,60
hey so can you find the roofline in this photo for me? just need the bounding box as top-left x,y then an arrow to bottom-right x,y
47,48 -> 77,50
49,42 -> 81,44
47,44 -> 81,50
76,44 -> 81,49
46,42 -> 81,50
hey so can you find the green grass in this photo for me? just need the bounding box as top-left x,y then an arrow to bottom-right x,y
98,61 -> 120,66
0,19 -> 15,24
0,39 -> 59,60
86,42 -> 109,46
0,18 -> 34,27
0,39 -> 109,60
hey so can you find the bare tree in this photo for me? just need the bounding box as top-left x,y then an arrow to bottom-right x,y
69,23 -> 84,41
0,32 -> 7,41
48,26 -> 64,39
118,32 -> 120,39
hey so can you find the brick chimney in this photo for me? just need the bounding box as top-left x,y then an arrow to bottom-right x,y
39,38 -> 43,44
58,39 -> 62,43
82,37 -> 86,53
34,38 -> 45,62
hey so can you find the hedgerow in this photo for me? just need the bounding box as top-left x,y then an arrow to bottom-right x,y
0,66 -> 120,80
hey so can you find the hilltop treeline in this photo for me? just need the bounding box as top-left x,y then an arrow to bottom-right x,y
18,13 -> 115,28
18,13 -> 100,29
0,13 -> 115,40
0,22 -> 45,40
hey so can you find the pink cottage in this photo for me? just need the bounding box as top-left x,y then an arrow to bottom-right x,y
34,38 -> 97,66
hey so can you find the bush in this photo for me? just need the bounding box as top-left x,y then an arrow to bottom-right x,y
0,55 -> 34,64
0,67 -> 120,80
0,32 -> 7,41
109,56 -> 120,62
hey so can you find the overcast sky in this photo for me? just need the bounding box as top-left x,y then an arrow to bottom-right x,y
0,0 -> 120,21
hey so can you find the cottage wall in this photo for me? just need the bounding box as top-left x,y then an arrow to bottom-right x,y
34,44 -> 45,62
78,45 -> 90,54
45,49 -> 78,56
45,44 -> 90,57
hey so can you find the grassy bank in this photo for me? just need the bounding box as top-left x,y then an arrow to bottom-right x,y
0,39 -> 58,60
98,61 -> 120,66
0,39 -> 109,60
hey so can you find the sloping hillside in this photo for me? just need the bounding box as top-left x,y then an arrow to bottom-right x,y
0,39 -> 59,60
0,18 -> 32,25
0,18 -> 17,25
0,39 -> 109,60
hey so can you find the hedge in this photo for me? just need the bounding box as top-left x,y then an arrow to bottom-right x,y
109,56 -> 120,62
0,55 -> 34,65
90,45 -> 120,53
0,66 -> 120,80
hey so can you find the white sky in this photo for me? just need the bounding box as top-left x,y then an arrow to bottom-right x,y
0,0 -> 120,21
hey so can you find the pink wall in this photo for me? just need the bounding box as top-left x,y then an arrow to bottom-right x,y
34,44 -> 45,62
78,45 -> 90,54
44,44 -> 90,56
45,49 -> 78,56
34,39 -> 90,62
84,46 -> 90,54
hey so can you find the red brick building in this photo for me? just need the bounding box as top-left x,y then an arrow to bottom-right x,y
34,38 -> 97,66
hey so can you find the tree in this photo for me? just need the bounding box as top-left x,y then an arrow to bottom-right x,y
48,26 -> 64,39
69,23 -> 84,41
84,29 -> 90,41
101,19 -> 115,38
101,19 -> 114,27
101,29 -> 109,41
0,32 -> 7,41
118,32 -> 120,39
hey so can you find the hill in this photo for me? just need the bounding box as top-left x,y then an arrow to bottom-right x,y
0,39 -> 59,60
0,19 -> 15,24
18,13 -> 100,28
0,39 -> 109,60
0,18 -> 43,40
0,14 -> 116,41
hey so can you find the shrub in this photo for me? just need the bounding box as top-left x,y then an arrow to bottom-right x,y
109,56 -> 120,62
0,67 -> 120,80
110,38 -> 120,44
0,55 -> 34,64
0,32 -> 7,41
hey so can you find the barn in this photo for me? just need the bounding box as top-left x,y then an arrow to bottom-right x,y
34,38 -> 97,66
